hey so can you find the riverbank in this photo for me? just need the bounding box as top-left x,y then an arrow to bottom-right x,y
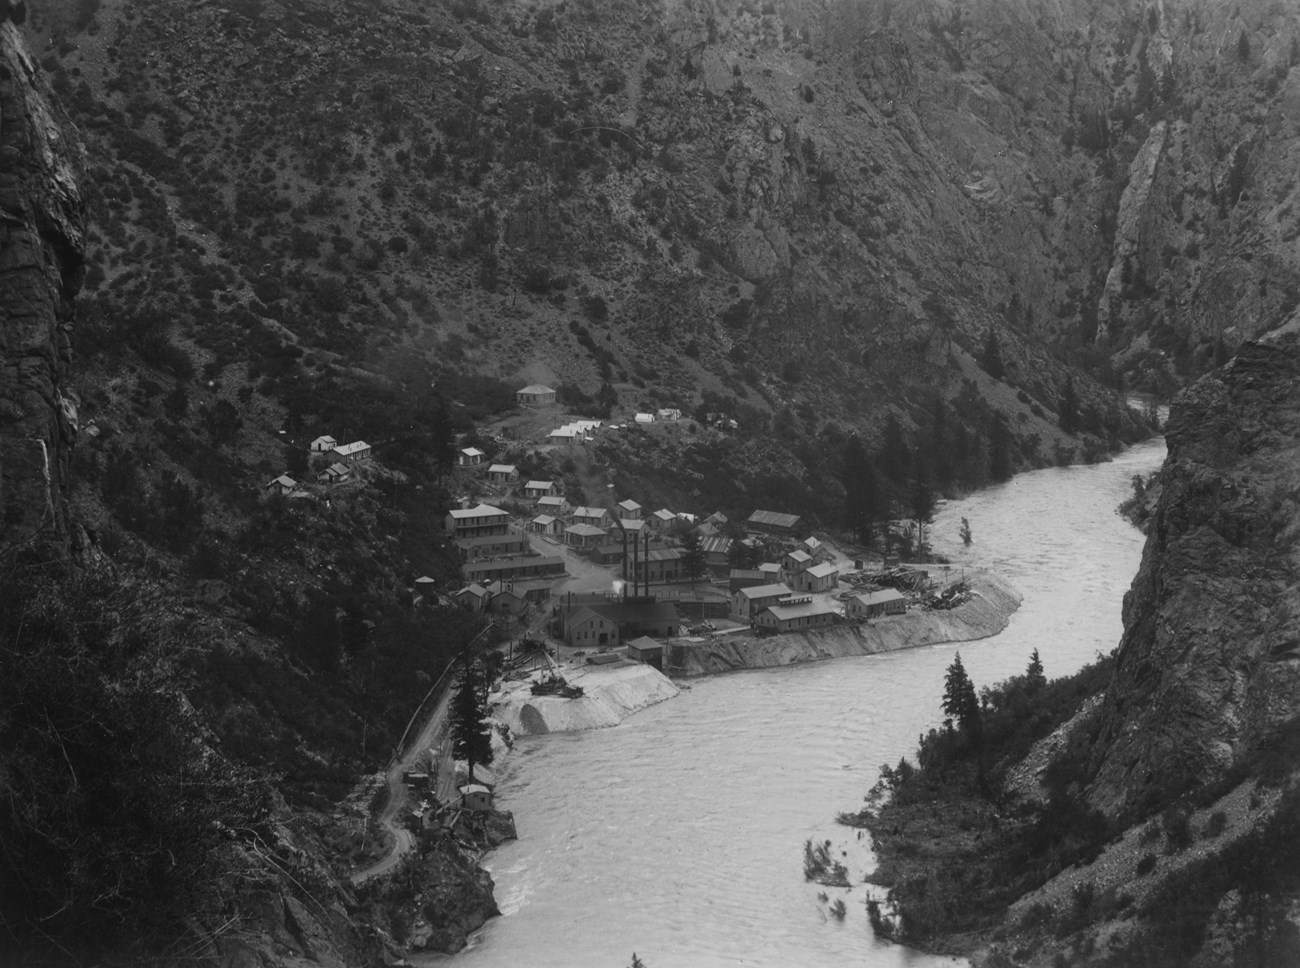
669,569 -> 1021,677
492,660 -> 681,736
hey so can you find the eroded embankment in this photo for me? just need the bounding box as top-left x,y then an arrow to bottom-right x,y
493,661 -> 681,736
672,570 -> 1022,676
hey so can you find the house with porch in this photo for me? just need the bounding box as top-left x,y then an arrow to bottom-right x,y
317,462 -> 351,484
528,514 -> 563,536
333,441 -> 372,463
445,504 -> 510,537
564,523 -> 608,548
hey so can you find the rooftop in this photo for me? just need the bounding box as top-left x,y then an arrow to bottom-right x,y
748,509 -> 803,529
853,588 -> 907,606
518,384 -> 555,394
737,582 -> 795,600
807,562 -> 839,579
487,463 -> 517,474
449,503 -> 510,520
764,600 -> 839,621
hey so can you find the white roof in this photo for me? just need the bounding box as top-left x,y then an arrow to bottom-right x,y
537,495 -> 566,505
618,499 -> 641,511
654,509 -> 676,521
738,582 -> 795,600
310,434 -> 336,445
854,588 -> 907,606
572,506 -> 607,518
532,514 -> 558,525
487,464 -> 516,474
526,480 -> 554,489
549,427 -> 582,438
786,550 -> 813,564
620,518 -> 646,531
334,440 -> 370,456
268,475 -> 296,487
566,524 -> 607,536
460,783 -> 491,795
765,600 -> 838,621
634,413 -> 655,422
807,562 -> 839,579
449,504 -> 510,520
518,384 -> 555,394
461,447 -> 485,457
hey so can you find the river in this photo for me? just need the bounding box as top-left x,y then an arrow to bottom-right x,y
443,439 -> 1167,968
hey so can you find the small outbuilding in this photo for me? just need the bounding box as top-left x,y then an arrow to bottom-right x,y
458,447 -> 485,466
626,636 -> 664,670
265,475 -> 297,495
487,463 -> 518,483
309,435 -> 337,452
460,783 -> 493,812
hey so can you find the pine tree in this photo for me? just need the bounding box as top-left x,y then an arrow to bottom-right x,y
1026,648 -> 1046,690
942,652 -> 980,733
451,654 -> 494,781
681,530 -> 707,587
982,325 -> 1006,380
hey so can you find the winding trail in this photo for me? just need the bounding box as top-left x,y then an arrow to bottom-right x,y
350,681 -> 458,885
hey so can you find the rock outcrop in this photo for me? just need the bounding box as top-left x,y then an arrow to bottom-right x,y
1087,329 -> 1300,819
0,18 -> 85,548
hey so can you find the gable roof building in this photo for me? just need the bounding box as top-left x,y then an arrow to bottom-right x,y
747,509 -> 804,535
309,435 -> 337,452
516,384 -> 557,406
333,440 -> 372,462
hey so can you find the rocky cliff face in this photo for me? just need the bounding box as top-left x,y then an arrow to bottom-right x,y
1088,326 -> 1300,819
0,16 -> 84,548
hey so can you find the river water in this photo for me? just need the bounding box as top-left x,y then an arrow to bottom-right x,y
445,439 -> 1167,968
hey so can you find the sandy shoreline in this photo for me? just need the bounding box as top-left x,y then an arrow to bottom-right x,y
486,569 -> 1021,739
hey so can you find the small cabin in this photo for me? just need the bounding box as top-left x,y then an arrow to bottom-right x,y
460,783 -> 493,812
626,636 -> 664,670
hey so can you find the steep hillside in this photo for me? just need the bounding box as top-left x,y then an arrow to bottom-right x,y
858,330 -> 1300,967
21,0 -> 1170,492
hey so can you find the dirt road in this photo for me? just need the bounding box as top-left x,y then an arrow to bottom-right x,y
350,679 -> 457,885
